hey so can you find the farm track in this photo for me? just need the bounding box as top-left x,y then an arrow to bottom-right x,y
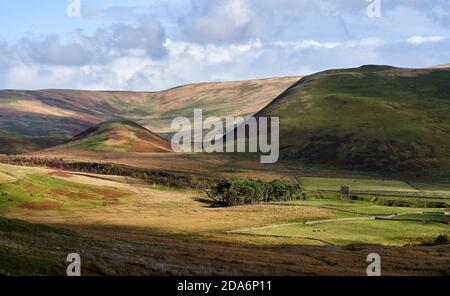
305,217 -> 376,225
227,217 -> 381,236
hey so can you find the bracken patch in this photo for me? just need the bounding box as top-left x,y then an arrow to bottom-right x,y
78,191 -> 98,200
91,188 -> 129,199
49,188 -> 78,199
20,199 -> 63,210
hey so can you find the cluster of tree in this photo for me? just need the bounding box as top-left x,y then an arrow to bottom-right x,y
0,156 -> 215,189
208,178 -> 302,206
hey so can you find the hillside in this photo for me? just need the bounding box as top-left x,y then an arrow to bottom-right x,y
256,65 -> 450,176
0,77 -> 298,154
0,132 -> 66,155
431,63 -> 450,69
48,119 -> 172,153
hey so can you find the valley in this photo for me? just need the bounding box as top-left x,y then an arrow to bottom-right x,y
0,77 -> 298,154
0,163 -> 449,276
0,65 -> 449,276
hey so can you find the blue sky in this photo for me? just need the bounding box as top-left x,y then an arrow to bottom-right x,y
0,0 -> 449,90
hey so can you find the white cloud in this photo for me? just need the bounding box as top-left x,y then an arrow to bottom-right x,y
2,38 -> 266,91
273,40 -> 340,49
183,0 -> 257,44
272,38 -> 384,50
165,38 -> 262,65
407,35 -> 446,44
1,1 -> 450,90
343,38 -> 385,48
11,17 -> 168,67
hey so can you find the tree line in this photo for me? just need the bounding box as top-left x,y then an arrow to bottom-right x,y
0,156 -> 215,189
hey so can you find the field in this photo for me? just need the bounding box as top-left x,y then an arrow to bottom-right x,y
235,201 -> 450,246
0,163 -> 449,275
300,177 -> 419,192
241,219 -> 450,246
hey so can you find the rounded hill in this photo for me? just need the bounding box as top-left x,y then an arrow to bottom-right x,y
52,119 -> 172,153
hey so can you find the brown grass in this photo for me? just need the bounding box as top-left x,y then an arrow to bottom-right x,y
35,149 -> 374,182
1,171 -> 447,275
91,187 -> 129,199
48,171 -> 74,178
49,188 -> 78,199
2,165 -> 448,276
20,199 -> 63,210
21,182 -> 37,191
78,192 -> 98,200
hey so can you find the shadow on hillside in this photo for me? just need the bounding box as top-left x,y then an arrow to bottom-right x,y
194,197 -> 227,208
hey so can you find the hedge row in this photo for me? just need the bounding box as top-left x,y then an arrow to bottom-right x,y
0,156 -> 215,189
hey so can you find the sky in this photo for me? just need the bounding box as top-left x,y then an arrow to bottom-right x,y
0,0 -> 449,91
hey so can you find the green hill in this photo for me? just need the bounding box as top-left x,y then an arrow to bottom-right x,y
50,119 -> 172,153
257,65 -> 450,177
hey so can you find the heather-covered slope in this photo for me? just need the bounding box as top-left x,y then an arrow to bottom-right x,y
0,76 -> 298,154
257,65 -> 450,176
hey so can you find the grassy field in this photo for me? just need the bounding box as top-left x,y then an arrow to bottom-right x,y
0,163 -> 332,235
296,176 -> 450,211
243,219 -> 450,246
283,199 -> 440,216
387,212 -> 449,223
0,163 -> 448,275
0,173 -> 131,214
0,171 -> 19,183
300,177 -> 418,192
236,198 -> 449,246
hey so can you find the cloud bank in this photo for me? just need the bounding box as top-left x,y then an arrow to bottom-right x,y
0,0 -> 449,90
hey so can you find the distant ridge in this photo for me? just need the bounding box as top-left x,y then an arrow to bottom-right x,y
0,77 -> 298,154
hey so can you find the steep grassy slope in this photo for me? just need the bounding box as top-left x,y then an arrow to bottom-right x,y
257,65 -> 450,176
50,119 -> 172,153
